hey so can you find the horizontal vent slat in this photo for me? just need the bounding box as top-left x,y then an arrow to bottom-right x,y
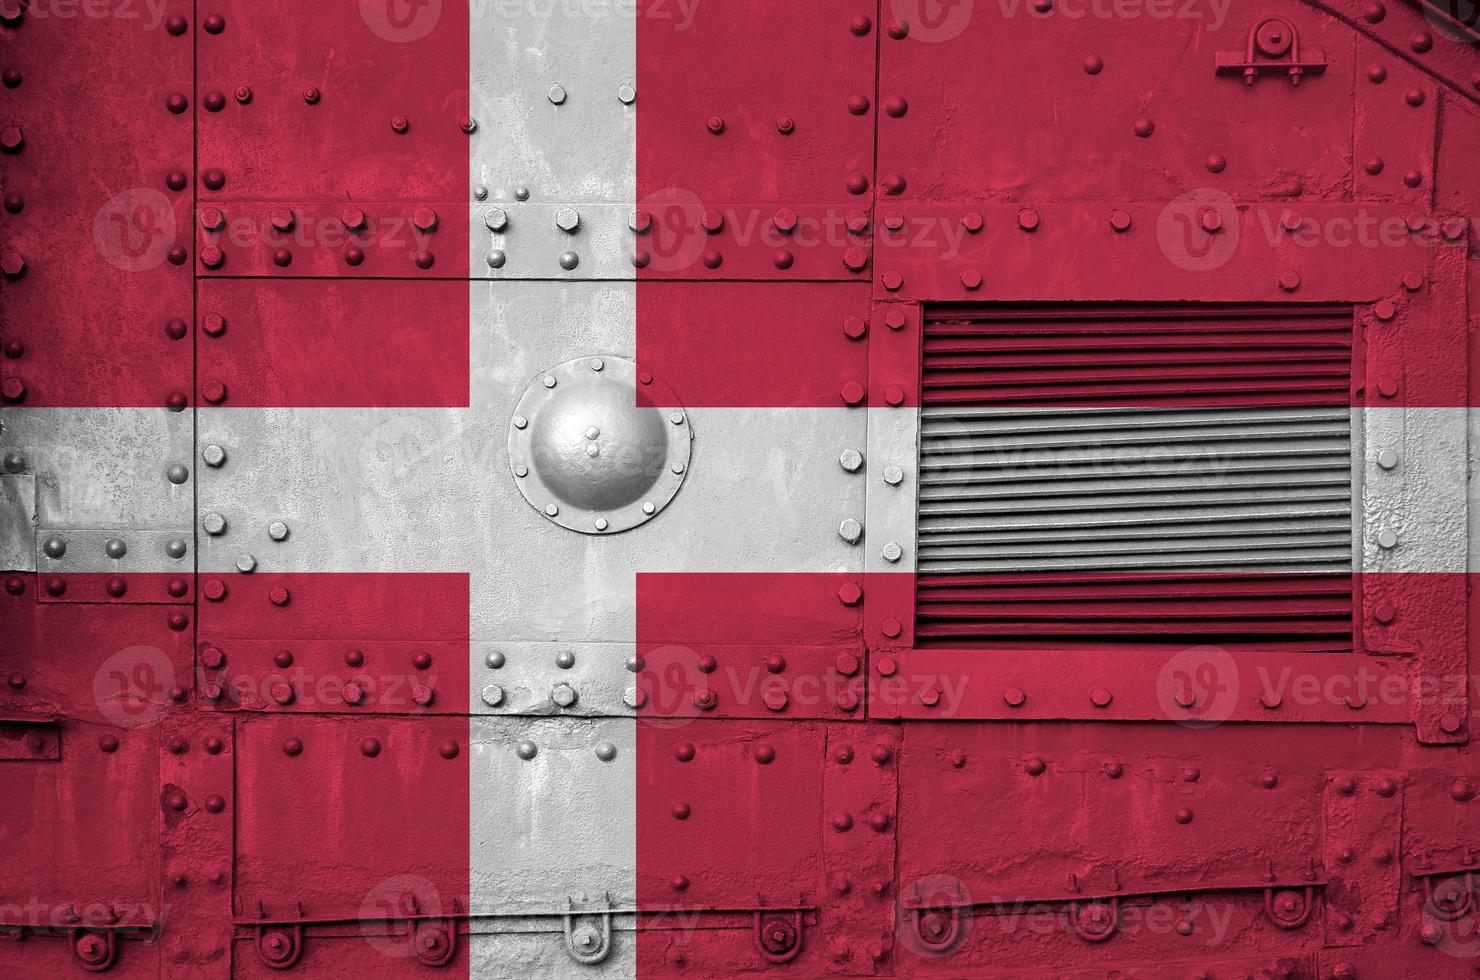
915,304 -> 1355,650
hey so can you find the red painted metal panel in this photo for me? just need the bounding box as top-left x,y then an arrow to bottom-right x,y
197,280 -> 470,408
636,282 -> 870,407
0,1 -> 194,408
198,572 -> 470,714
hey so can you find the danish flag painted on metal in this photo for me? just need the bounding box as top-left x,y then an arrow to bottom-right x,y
4,0 -> 1480,978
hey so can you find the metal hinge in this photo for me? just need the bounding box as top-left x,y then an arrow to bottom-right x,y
1217,17 -> 1327,86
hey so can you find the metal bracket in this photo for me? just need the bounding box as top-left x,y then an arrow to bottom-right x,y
1069,898 -> 1119,943
1217,17 -> 1327,86
562,895 -> 613,965
752,907 -> 803,964
70,928 -> 119,973
253,902 -> 305,970
1264,886 -> 1315,929
1418,869 -> 1477,921
407,898 -> 459,968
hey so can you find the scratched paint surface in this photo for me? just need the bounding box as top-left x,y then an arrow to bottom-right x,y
4,0 -> 1480,978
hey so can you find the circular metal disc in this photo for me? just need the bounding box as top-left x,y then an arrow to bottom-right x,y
508,356 -> 692,534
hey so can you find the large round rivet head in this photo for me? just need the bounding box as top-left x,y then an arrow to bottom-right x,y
508,356 -> 691,534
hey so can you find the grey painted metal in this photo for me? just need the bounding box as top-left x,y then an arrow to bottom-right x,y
508,356 -> 690,534
916,406 -> 1356,574
0,408 -> 193,532
0,474 -> 35,571
468,3 -> 635,206
33,527 -> 190,576
468,715 -> 634,979
471,203 -> 636,281
1369,405 -> 1467,574
864,407 -> 918,574
473,640 -> 634,717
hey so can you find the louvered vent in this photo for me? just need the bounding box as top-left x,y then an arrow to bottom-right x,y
915,304 -> 1355,651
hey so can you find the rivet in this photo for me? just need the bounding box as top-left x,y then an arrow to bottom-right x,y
1133,116 -> 1155,137
1377,529 -> 1398,550
1084,54 -> 1104,74
776,115 -> 795,134
887,20 -> 908,39
359,737 -> 381,758
671,802 -> 691,820
595,741 -> 618,761
850,14 -> 872,35
706,115 -> 725,134
1110,209 -> 1132,232
1206,153 -> 1227,173
1412,30 -> 1433,52
559,251 -> 580,271
1004,687 -> 1026,708
1017,208 -> 1040,231
1377,449 -> 1399,470
1025,756 -> 1047,776
1403,170 -> 1423,188
1175,807 -> 1194,824
439,741 -> 460,760
513,186 -> 530,201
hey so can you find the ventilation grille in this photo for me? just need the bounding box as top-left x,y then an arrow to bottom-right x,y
915,305 -> 1355,651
